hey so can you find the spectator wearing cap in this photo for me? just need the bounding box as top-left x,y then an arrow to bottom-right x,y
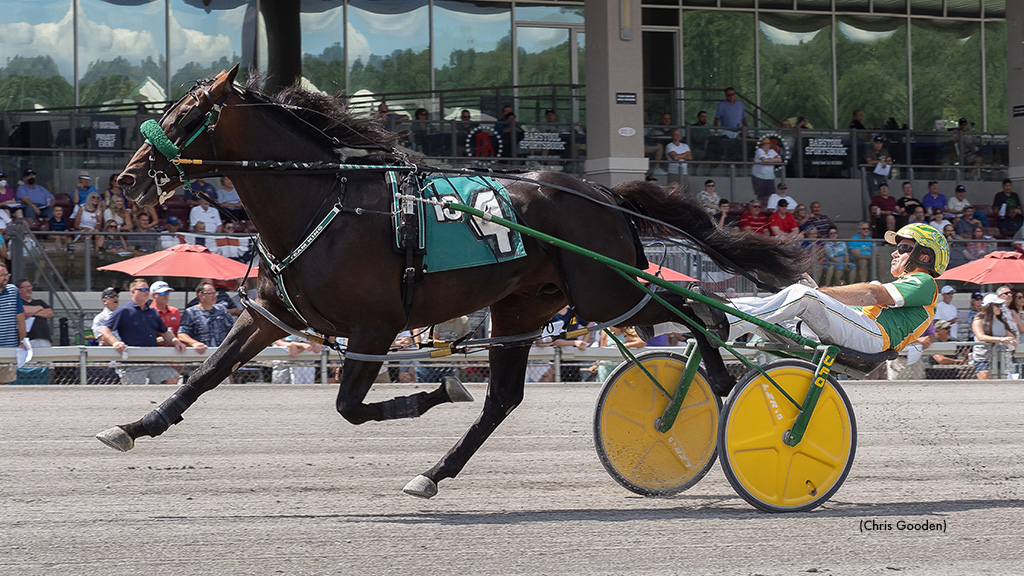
971,293 -> 1016,380
920,180 -> 947,217
765,182 -> 791,212
150,281 -> 181,339
751,137 -> 782,205
160,216 -> 186,250
0,171 -> 25,219
71,171 -> 98,208
865,135 -> 892,192
935,285 -> 960,340
992,178 -> 1021,222
869,182 -> 898,234
929,319 -> 968,367
98,277 -> 186,384
767,199 -> 798,238
92,288 -> 121,343
947,184 -> 972,217
15,168 -> 54,219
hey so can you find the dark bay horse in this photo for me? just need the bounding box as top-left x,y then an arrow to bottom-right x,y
98,65 -> 810,498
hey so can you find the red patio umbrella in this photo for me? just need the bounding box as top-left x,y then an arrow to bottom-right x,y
938,251 -> 1024,285
96,244 -> 252,280
642,263 -> 699,283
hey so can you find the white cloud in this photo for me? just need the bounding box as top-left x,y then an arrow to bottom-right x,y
346,21 -> 372,64
1,6 -> 75,78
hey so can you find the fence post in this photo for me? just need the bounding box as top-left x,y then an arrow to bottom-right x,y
553,347 -> 562,383
79,347 -> 88,385
320,348 -> 329,385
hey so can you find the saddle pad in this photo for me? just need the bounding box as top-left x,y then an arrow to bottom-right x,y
419,175 -> 527,273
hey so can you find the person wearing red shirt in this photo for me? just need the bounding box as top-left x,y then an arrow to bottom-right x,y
150,281 -> 181,343
869,182 -> 899,236
768,198 -> 799,238
739,200 -> 769,235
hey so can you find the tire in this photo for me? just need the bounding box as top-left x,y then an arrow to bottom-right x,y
718,359 -> 856,512
593,351 -> 721,496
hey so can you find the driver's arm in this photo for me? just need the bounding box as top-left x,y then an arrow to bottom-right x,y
819,283 -> 896,307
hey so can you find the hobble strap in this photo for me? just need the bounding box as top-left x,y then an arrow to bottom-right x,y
380,395 -> 421,420
141,385 -> 200,436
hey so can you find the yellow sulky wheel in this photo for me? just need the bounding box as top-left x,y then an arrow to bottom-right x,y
594,351 -> 721,496
718,359 -> 856,512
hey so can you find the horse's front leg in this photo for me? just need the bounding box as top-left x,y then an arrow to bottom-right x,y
96,309 -> 284,451
335,335 -> 473,425
403,343 -> 530,499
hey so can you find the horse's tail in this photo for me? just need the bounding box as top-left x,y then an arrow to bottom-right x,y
611,180 -> 812,288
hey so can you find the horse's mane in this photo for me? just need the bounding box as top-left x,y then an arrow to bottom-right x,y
241,74 -> 397,150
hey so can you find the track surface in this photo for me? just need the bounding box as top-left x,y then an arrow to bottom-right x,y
2,380 -> 1022,575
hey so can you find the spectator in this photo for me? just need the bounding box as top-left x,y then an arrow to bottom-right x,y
0,171 -> 25,218
792,203 -> 809,230
768,198 -> 799,238
91,287 -> 121,343
98,278 -> 187,384
999,205 -> 1024,238
216,176 -> 247,221
160,216 -> 186,250
739,200 -> 769,235
410,107 -> 432,153
103,195 -> 133,231
992,178 -> 1021,220
947,184 -> 971,217
849,109 -> 866,130
971,293 -> 1016,380
766,182 -> 792,212
869,182 -> 898,234
822,227 -> 852,286
643,112 -> 672,174
0,233 -> 6,264
920,181 -> 948,217
497,112 -> 524,158
713,87 -> 747,128
715,198 -> 738,228
537,306 -> 591,382
927,211 -> 952,234
751,137 -> 781,205
692,110 -> 708,128
46,205 -> 72,250
271,335 -> 323,384
805,201 -> 834,237
185,177 -> 217,209
895,181 -> 920,227
696,180 -> 720,216
97,219 -> 130,259
377,103 -> 409,127
0,264 -> 27,385
15,169 -> 55,219
906,205 -> 927,225
130,212 -> 160,254
955,206 -> 983,237
17,279 -> 53,348
864,136 -> 892,192
953,117 -> 982,169
150,281 -> 181,339
0,202 -> 12,234
1010,291 -> 1024,337
848,222 -> 873,283
190,196 -> 223,233
175,281 -> 236,354
964,225 -> 988,261
929,320 -> 968,366
996,285 -> 1024,336
935,285 -> 960,339
966,291 -> 983,327
131,202 -> 159,233
802,227 -> 825,283
943,225 -> 967,270
665,129 -> 691,192
103,173 -> 129,207
591,327 -> 644,382
70,172 -> 98,208
72,191 -> 105,233
185,277 -> 240,316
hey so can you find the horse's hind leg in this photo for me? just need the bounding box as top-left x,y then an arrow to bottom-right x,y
96,309 -> 284,451
403,342 -> 531,498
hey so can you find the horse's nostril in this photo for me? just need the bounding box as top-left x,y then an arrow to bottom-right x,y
118,174 -> 136,188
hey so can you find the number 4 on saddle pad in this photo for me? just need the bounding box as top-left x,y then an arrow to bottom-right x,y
413,175 -> 528,273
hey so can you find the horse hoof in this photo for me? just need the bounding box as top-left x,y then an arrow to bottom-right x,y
96,426 -> 135,452
443,376 -> 474,403
403,475 -> 438,499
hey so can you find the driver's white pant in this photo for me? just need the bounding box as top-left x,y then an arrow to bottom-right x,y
656,284 -> 888,353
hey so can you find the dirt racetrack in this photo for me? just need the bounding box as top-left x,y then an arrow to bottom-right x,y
2,379 -> 1022,576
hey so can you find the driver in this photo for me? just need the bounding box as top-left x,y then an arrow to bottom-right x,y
665,223 -> 948,354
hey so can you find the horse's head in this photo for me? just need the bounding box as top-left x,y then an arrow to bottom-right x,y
118,64 -> 241,206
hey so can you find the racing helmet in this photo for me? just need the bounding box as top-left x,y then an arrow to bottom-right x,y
884,222 -> 949,276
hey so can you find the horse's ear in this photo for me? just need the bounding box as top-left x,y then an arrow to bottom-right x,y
225,63 -> 240,85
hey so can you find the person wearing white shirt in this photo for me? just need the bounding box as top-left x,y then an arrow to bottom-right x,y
664,129 -> 692,192
190,196 -> 223,233
766,182 -> 793,212
92,288 -> 121,343
935,285 -> 960,340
